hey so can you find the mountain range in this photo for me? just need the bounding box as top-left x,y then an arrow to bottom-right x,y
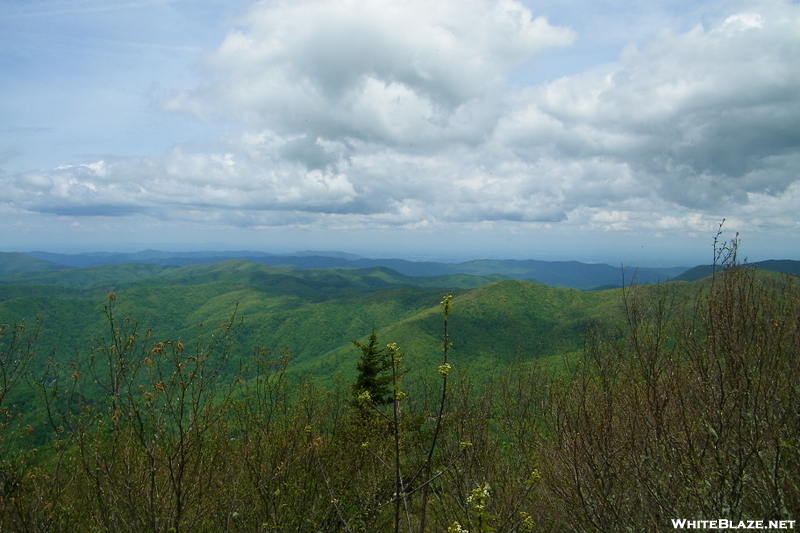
1,250 -> 796,386
7,249 -> 692,289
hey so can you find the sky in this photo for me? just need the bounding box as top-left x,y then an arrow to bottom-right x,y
1,0 -> 799,266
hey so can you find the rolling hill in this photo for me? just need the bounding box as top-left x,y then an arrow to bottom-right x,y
674,259 -> 800,282
290,278 -> 628,381
0,260 -> 504,373
3,255 -> 791,388
0,258 -> 632,388
22,250 -> 688,289
0,252 -> 69,273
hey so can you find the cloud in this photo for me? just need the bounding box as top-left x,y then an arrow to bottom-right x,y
498,0 -> 800,215
4,0 -> 800,243
4,140 -> 359,220
164,0 -> 575,146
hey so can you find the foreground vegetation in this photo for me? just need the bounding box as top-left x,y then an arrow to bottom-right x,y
0,256 -> 798,531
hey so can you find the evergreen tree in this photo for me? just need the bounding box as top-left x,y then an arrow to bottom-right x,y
351,330 -> 392,407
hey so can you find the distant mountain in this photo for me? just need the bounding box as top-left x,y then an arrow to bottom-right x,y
0,257 -> 638,387
23,250 -> 690,289
0,259 -> 506,378
0,254 -> 782,390
27,249 -> 283,268
0,252 -> 69,273
437,259 -> 686,288
0,259 -> 504,293
286,250 -> 364,260
291,278 -> 626,379
673,259 -> 800,282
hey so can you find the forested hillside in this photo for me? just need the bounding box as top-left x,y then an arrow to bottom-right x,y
9,250 -> 690,289
0,257 -> 797,532
0,260 -> 509,378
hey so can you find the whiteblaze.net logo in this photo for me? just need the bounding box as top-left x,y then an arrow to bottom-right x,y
672,519 -> 795,530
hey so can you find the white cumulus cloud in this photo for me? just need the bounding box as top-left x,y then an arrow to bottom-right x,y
3,0 -> 800,252
165,0 -> 575,146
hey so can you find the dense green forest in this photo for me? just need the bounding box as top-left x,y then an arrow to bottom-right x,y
0,248 -> 798,532
10,249 -> 690,289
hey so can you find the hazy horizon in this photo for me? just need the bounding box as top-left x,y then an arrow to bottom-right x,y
6,236 -> 794,268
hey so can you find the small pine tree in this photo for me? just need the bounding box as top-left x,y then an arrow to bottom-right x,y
351,330 -> 392,407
